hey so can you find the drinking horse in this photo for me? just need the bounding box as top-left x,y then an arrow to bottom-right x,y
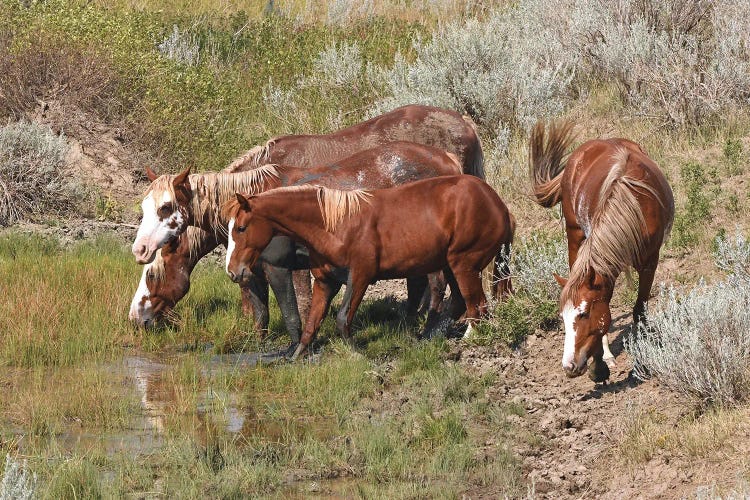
224,175 -> 515,359
129,142 -> 464,350
130,104 -> 484,330
530,121 -> 674,382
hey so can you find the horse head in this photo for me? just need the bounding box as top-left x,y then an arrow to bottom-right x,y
555,272 -> 613,379
224,193 -> 274,284
132,167 -> 192,264
129,238 -> 192,328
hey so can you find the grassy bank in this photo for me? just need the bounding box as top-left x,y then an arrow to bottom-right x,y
0,233 -> 527,497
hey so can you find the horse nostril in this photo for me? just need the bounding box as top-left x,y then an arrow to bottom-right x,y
228,270 -> 237,282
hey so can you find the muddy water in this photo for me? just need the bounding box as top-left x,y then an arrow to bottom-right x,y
23,353 -> 270,457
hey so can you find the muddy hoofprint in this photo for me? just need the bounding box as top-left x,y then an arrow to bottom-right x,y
530,121 -> 675,382
224,177 -> 514,359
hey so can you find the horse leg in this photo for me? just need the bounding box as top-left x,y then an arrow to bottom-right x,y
292,270 -> 312,328
406,276 -> 428,317
242,269 -> 269,340
336,271 -> 371,343
443,268 -> 466,320
449,267 -> 488,339
293,273 -> 342,360
421,272 -> 448,338
602,334 -> 616,369
263,263 -> 302,348
634,253 -> 659,327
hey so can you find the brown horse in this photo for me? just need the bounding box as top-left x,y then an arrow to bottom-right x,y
224,176 -> 515,359
530,121 -> 674,382
228,104 -> 484,178
129,142 -> 463,340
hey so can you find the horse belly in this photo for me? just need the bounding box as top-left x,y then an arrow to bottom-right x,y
374,220 -> 449,278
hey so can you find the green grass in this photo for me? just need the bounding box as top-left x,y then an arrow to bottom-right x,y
0,232 -> 526,497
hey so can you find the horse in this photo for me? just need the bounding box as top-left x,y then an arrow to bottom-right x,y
224,175 -> 515,360
227,104 -> 484,178
529,121 -> 674,382
130,103 -> 484,331
129,142 -> 464,348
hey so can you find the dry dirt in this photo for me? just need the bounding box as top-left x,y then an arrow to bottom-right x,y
458,311 -> 746,499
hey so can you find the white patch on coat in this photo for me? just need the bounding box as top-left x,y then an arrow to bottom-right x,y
356,170 -> 365,184
463,323 -> 474,339
132,191 -> 183,261
226,218 -> 236,274
129,262 -> 153,325
577,193 -> 591,237
561,300 -> 587,369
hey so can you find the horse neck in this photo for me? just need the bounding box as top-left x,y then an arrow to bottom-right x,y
255,191 -> 345,262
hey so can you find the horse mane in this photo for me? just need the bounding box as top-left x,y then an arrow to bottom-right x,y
529,120 -> 576,208
225,138 -> 277,171
147,164 -> 280,235
561,147 -> 663,305
222,185 -> 372,232
149,249 -> 166,282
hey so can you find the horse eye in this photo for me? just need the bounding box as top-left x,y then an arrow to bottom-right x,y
157,204 -> 174,218
578,311 -> 589,320
237,225 -> 247,233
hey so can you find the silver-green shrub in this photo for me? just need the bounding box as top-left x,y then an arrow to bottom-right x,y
0,120 -> 82,225
510,233 -> 568,303
0,455 -> 36,500
626,279 -> 750,406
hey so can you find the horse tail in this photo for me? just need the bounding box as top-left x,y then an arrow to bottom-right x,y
529,120 -> 576,208
491,212 -> 516,300
462,114 -> 486,180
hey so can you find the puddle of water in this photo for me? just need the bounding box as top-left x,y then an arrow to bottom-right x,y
9,351 -> 334,461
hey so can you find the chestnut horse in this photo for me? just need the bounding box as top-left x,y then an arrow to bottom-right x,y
129,142 -> 463,344
224,176 -> 515,359
530,121 -> 674,382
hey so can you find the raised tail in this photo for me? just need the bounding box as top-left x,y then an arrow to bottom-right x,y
491,212 -> 516,300
529,120 -> 576,208
462,114 -> 486,180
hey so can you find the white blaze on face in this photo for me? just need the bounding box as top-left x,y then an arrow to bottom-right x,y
132,191 -> 183,262
561,299 -> 587,370
129,262 -> 154,325
225,218 -> 236,274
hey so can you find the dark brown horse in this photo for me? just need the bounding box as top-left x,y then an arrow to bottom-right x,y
224,176 -> 515,359
530,121 -> 674,382
129,142 -> 463,342
228,104 -> 484,178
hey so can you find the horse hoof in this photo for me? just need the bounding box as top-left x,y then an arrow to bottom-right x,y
291,343 -> 307,361
588,360 -> 610,383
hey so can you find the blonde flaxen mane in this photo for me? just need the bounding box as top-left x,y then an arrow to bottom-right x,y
561,148 -> 663,305
146,164 -> 280,235
225,139 -> 276,172
223,185 -> 372,232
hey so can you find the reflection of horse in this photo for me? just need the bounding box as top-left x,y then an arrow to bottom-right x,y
530,121 -> 674,382
225,176 -> 515,359
129,142 -> 464,349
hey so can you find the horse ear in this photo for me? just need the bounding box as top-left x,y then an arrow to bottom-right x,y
145,166 -> 159,182
235,192 -> 252,212
553,273 -> 568,288
173,167 -> 191,187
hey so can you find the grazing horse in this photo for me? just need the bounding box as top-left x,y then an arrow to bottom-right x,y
530,121 -> 674,382
224,175 -> 515,359
129,142 -> 464,346
130,103 -> 484,330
